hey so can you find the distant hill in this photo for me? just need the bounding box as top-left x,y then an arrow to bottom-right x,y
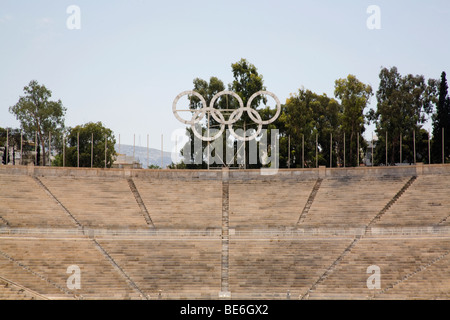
114,144 -> 174,168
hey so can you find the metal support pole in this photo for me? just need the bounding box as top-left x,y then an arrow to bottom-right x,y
6,128 -> 9,165
315,133 -> 318,168
302,134 -> 304,169
356,133 -> 359,167
243,121 -> 246,170
330,133 -> 332,168
428,131 -> 431,164
20,130 -> 23,166
105,134 -> 107,169
386,131 -> 388,166
161,134 -> 163,169
288,135 -> 291,169
49,132 -> 51,166
372,133 -> 374,167
147,134 -> 149,169
344,132 -> 347,168
443,128 -> 445,164
207,113 -> 210,170
400,134 -> 402,164
77,131 -> 80,168
63,135 -> 65,168
91,132 -> 94,168
413,130 -> 416,165
35,132 -> 37,165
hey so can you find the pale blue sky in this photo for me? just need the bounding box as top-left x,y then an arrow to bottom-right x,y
1,0 -> 449,150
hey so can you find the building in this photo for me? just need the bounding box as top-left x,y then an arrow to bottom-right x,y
112,154 -> 142,169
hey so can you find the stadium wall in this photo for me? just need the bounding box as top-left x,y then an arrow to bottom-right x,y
0,163 -> 449,180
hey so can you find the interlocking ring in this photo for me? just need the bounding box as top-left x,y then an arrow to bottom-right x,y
172,91 -> 207,125
172,90 -> 281,142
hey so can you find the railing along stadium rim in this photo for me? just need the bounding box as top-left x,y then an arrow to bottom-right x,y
1,162 -> 450,181
1,227 -> 450,238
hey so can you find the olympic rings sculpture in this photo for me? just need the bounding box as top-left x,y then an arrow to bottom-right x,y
172,90 -> 281,142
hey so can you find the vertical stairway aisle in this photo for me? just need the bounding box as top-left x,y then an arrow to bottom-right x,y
220,168 -> 231,298
296,178 -> 323,226
127,178 -> 155,228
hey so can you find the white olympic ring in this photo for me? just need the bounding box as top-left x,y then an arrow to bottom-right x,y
172,90 -> 281,142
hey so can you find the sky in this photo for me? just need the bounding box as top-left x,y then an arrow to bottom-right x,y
1,0 -> 449,152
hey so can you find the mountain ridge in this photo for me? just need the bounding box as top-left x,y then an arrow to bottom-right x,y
114,144 -> 174,168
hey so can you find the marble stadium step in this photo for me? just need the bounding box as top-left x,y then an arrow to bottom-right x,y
39,176 -> 150,229
133,178 -> 222,229
308,238 -> 450,299
0,175 -> 78,228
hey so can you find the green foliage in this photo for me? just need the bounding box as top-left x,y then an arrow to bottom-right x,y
283,89 -> 342,168
179,59 -> 269,168
230,58 -> 266,107
167,161 -> 187,169
1,146 -> 7,165
0,128 -> 30,165
190,76 -> 226,108
229,59 -> 267,168
178,77 -> 227,169
9,80 -> 66,166
55,122 -> 116,168
0,128 -> 6,147
335,75 -> 373,166
368,67 -> 438,165
431,71 -> 450,163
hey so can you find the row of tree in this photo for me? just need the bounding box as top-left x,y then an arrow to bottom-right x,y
2,80 -> 116,168
173,59 -> 450,168
2,60 -> 450,169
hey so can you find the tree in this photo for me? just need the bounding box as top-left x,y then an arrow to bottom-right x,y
0,127 -> 22,165
4,129 -> 22,165
431,71 -> 450,163
368,67 -> 438,165
178,59 -> 272,169
229,58 -> 266,107
229,58 -> 268,168
54,122 -> 116,168
283,88 -> 341,168
0,128 -> 6,164
0,128 -> 6,147
9,80 -> 66,166
176,76 -> 226,169
1,146 -> 7,165
334,75 -> 373,167
190,76 -> 226,109
190,76 -> 226,140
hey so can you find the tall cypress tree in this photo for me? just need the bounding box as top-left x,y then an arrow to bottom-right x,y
432,71 -> 450,163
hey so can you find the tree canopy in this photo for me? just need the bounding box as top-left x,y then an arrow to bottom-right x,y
9,80 -> 66,166
335,75 -> 373,166
177,59 -> 270,169
5,64 -> 449,170
368,67 -> 438,165
53,122 -> 116,168
431,71 -> 450,163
